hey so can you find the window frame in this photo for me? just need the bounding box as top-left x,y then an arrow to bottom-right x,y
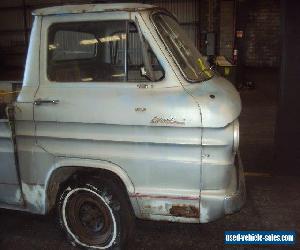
46,19 -> 165,83
150,10 -> 214,83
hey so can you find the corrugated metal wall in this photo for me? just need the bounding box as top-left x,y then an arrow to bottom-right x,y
0,0 -> 201,72
0,0 -> 91,71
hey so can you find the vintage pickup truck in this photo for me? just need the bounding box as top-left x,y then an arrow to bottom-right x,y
0,3 -> 246,249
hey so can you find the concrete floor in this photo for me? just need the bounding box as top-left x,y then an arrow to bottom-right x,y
0,176 -> 299,249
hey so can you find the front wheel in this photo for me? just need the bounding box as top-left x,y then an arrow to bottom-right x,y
58,177 -> 134,249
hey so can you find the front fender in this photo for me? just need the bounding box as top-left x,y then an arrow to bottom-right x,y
184,76 -> 241,127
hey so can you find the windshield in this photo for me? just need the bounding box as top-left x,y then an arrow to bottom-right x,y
152,13 -> 213,82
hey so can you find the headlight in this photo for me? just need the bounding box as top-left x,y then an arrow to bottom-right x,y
233,119 -> 239,154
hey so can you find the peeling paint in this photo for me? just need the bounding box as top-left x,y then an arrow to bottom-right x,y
140,213 -> 199,223
199,203 -> 209,223
15,189 -> 22,203
137,194 -> 200,221
22,182 -> 45,212
131,193 -> 199,200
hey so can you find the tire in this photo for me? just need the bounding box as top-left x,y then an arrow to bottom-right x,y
57,176 -> 134,249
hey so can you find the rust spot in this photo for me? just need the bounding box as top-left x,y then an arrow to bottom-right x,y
169,205 -> 199,218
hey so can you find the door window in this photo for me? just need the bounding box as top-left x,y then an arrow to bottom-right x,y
47,21 -> 164,83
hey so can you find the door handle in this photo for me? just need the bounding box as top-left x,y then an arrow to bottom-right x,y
34,99 -> 60,106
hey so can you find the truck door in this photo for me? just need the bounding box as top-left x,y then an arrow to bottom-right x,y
33,15 -> 168,154
0,118 -> 23,205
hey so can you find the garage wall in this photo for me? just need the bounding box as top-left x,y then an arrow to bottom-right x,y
0,1 -> 28,70
275,0 -> 300,175
219,0 -> 234,60
0,0 -> 91,72
244,0 -> 280,67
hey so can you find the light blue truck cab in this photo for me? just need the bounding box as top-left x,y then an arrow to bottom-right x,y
0,3 -> 245,249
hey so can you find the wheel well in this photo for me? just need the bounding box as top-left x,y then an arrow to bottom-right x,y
46,167 -> 132,213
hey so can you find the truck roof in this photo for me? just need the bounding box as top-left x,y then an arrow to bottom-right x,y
33,3 -> 155,16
